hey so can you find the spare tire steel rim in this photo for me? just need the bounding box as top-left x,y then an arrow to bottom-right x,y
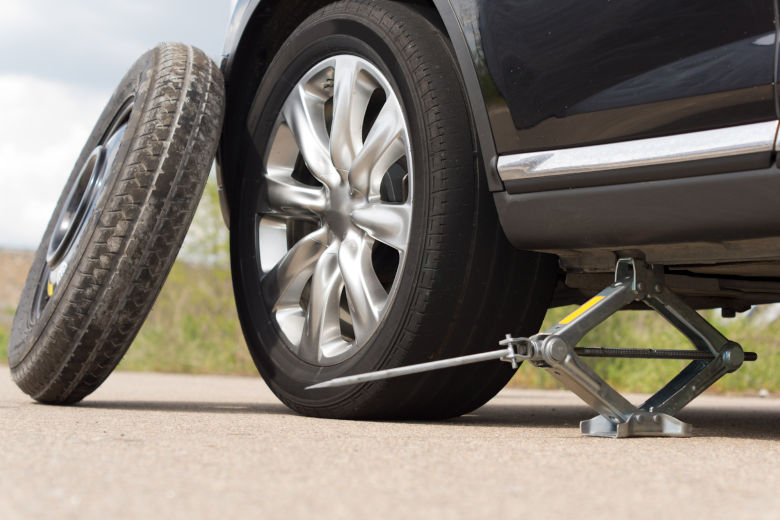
257,55 -> 413,366
33,101 -> 133,319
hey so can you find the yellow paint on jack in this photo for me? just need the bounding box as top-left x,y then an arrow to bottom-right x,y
47,282 -> 54,297
558,295 -> 604,325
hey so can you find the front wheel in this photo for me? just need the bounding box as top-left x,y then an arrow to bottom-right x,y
231,0 -> 556,419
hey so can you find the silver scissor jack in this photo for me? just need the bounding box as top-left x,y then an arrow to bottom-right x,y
308,258 -> 757,438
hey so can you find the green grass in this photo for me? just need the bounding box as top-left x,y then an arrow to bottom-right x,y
508,305 -> 779,394
117,179 -> 254,375
117,260 -> 255,376
0,325 -> 8,364
0,304 -> 14,364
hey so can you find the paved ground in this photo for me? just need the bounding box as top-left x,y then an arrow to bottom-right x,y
1,366 -> 778,520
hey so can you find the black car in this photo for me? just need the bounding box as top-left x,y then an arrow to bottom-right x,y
10,1 -> 777,421
212,0 -> 779,419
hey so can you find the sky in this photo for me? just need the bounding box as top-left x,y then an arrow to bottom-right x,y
0,0 -> 232,250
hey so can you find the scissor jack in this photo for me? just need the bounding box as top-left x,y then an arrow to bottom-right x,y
308,258 -> 757,438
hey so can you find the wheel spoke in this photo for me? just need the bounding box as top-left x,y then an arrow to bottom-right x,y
265,174 -> 326,217
262,227 -> 329,309
298,244 -> 344,363
351,202 -> 411,251
348,98 -> 406,197
282,85 -> 339,186
330,56 -> 375,172
338,235 -> 388,343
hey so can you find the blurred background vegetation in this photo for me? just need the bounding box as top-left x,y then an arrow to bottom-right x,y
0,176 -> 777,394
116,175 -> 256,375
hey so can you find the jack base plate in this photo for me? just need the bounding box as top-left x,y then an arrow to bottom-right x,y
580,413 -> 692,438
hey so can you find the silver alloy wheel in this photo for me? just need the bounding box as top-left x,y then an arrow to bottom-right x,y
257,55 -> 413,366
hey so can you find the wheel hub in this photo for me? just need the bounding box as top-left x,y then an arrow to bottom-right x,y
322,180 -> 357,242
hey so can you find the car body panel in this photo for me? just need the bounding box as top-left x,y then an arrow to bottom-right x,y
221,0 -> 778,178
221,0 -> 258,76
454,0 -> 777,155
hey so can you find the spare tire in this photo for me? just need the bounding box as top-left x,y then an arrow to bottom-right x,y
8,43 -> 225,403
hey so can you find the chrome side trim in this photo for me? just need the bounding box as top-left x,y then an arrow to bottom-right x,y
497,121 -> 780,181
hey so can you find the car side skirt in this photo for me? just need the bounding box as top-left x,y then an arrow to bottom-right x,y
497,121 -> 780,190
494,121 -> 780,270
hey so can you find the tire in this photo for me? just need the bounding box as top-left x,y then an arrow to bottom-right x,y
231,0 -> 556,419
8,43 -> 225,403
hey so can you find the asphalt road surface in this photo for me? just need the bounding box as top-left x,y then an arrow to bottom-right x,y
1,366 -> 778,520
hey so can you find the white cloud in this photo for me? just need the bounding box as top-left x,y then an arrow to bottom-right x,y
0,1 -> 231,250
0,75 -> 109,249
0,0 -> 230,90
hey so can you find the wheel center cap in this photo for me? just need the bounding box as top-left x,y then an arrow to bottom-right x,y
323,181 -> 358,240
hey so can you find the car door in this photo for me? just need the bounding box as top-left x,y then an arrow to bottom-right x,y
476,0 -> 777,155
